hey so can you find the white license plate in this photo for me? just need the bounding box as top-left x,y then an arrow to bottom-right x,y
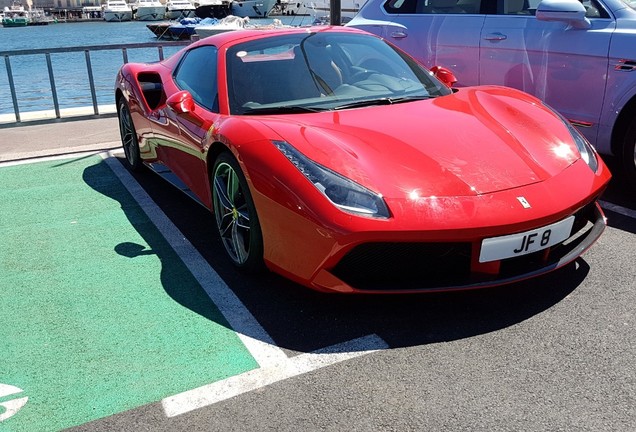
479,216 -> 575,263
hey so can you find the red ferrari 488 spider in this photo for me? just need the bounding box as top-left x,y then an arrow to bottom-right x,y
115,26 -> 611,293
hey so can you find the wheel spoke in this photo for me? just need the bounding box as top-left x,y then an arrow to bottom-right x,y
231,221 -> 249,263
227,169 -> 240,207
235,204 -> 251,230
218,212 -> 235,238
214,175 -> 234,212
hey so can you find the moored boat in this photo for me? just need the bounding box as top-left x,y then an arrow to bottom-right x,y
28,8 -> 55,25
230,0 -> 277,18
193,14 -> 249,37
194,0 -> 232,19
193,15 -> 290,38
102,0 -> 133,22
270,0 -> 310,16
165,0 -> 197,20
147,17 -> 203,40
133,0 -> 168,20
2,2 -> 29,27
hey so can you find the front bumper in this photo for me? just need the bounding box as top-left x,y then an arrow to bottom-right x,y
314,201 -> 605,293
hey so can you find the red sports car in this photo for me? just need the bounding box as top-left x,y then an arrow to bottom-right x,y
115,26 -> 611,294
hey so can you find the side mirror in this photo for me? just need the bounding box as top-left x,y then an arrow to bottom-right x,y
536,0 -> 590,29
430,66 -> 457,88
167,90 -> 196,114
166,90 -> 213,131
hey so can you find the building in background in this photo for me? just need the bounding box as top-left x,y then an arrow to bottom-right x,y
1,0 -> 104,17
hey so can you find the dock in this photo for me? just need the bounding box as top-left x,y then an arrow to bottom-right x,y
0,115 -> 121,162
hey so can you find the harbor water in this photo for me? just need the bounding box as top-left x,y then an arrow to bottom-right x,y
0,16 -> 315,116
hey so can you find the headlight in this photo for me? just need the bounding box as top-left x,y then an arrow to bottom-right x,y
565,120 -> 598,173
543,103 -> 599,172
273,140 -> 390,218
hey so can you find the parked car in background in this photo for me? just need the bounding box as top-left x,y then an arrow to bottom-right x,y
115,26 -> 610,293
347,0 -> 636,189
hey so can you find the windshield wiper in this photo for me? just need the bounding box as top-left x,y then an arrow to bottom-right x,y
332,95 -> 435,110
242,105 -> 325,115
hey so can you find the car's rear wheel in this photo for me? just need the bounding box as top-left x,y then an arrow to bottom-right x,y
212,152 -> 264,272
118,99 -> 142,172
622,119 -> 636,190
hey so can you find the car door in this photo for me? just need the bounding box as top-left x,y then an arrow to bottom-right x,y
158,45 -> 221,203
377,0 -> 488,86
479,0 -> 614,143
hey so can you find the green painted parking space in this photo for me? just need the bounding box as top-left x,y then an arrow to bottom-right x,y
0,155 -> 259,431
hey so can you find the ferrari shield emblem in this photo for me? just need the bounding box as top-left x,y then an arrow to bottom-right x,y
517,196 -> 531,209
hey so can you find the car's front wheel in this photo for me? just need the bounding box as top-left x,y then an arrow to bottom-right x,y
118,99 -> 142,172
624,120 -> 636,191
212,152 -> 264,272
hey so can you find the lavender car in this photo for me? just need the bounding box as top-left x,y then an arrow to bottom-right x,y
348,0 -> 636,188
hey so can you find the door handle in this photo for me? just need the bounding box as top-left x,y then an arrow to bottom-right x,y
390,31 -> 408,39
484,32 -> 507,41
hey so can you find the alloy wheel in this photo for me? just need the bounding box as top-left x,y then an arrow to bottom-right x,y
118,102 -> 140,170
213,161 -> 252,265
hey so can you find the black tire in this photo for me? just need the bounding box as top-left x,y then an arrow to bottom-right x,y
211,152 -> 264,273
118,99 -> 143,172
623,119 -> 636,191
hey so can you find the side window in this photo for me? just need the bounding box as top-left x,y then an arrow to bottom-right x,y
174,45 -> 219,112
384,0 -> 418,14
500,0 -> 534,15
383,0 -> 482,14
498,0 -> 609,17
581,0 -> 609,18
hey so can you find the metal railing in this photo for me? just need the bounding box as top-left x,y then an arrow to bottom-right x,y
0,41 -> 191,124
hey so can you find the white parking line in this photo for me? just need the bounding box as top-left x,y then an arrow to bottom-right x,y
162,334 -> 388,417
102,152 -> 389,416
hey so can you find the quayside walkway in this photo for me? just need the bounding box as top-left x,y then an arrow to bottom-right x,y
0,116 -> 121,162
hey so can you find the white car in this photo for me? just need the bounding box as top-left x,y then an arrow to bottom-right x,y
348,0 -> 636,188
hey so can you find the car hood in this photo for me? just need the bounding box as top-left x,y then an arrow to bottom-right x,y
257,86 -> 581,198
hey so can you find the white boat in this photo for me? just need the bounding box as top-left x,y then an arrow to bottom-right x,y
230,0 -> 276,18
193,14 -> 249,37
102,0 -> 133,22
270,0 -> 310,16
29,8 -> 55,25
194,15 -> 292,38
165,0 -> 196,19
132,0 -> 166,21
2,2 -> 29,27
306,0 -> 363,20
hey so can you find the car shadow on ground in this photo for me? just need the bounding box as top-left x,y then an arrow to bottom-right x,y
81,158 -> 236,327
599,155 -> 636,234
600,156 -> 636,208
84,156 -> 591,355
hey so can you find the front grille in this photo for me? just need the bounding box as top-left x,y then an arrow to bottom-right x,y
330,202 -> 602,291
331,242 -> 472,290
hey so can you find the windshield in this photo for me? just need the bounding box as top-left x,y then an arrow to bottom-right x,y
226,31 -> 452,115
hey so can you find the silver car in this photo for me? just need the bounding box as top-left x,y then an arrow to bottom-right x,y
347,0 -> 636,188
